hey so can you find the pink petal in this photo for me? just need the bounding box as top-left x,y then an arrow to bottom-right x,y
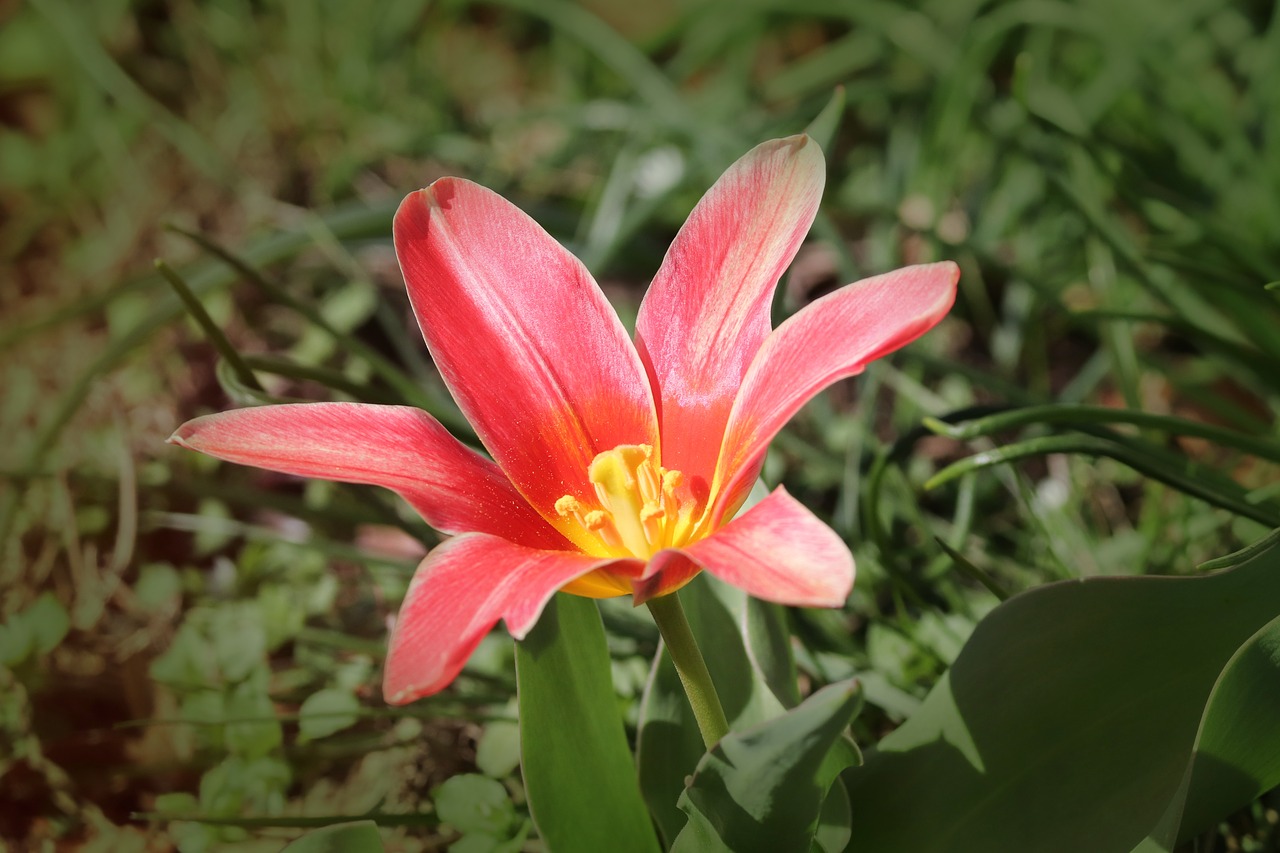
710,262 -> 960,524
169,403 -> 565,549
631,551 -> 702,605
634,135 -> 825,498
638,487 -> 853,608
394,181 -> 658,538
382,534 -> 641,703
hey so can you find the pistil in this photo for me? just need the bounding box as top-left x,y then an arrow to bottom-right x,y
555,444 -> 696,558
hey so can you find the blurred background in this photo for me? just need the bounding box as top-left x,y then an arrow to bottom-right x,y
2,0 -> 1278,850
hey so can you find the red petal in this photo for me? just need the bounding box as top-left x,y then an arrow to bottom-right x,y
634,135 -> 825,494
631,551 -> 702,605
394,181 -> 658,538
169,403 -> 564,549
382,534 -> 641,703
642,487 -> 853,608
710,262 -> 959,524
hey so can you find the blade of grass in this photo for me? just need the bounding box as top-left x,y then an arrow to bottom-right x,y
924,405 -> 1280,465
156,260 -> 265,393
924,434 -> 1280,528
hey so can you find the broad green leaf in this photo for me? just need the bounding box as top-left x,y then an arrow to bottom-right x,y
812,778 -> 852,853
843,534 -> 1280,852
515,594 -> 660,853
297,688 -> 361,742
1135,610 -> 1280,851
670,680 -> 862,853
636,574 -> 799,844
280,820 -> 385,853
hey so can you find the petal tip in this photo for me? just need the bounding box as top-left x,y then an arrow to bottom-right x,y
940,259 -> 962,285
166,421 -> 198,448
381,673 -> 428,707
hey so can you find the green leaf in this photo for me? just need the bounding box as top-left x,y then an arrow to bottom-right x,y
199,755 -> 291,817
280,821 -> 385,853
297,688 -> 361,742
636,573 -> 804,845
475,718 -> 521,779
843,534 -> 1280,852
134,563 -> 183,609
449,822 -> 532,853
27,592 -> 71,654
0,612 -> 35,666
670,680 -> 862,853
515,594 -> 660,853
1136,610 -> 1280,851
210,602 -> 268,683
0,592 -> 71,665
433,774 -> 516,837
812,778 -> 852,853
149,620 -> 218,688
223,675 -> 283,757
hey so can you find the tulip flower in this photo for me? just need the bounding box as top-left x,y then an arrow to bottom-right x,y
170,135 -> 958,705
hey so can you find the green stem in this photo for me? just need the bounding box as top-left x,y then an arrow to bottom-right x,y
646,592 -> 729,749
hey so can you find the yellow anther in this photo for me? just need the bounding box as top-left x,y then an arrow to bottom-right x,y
554,443 -> 699,558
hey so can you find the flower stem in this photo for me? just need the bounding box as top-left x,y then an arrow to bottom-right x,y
646,592 -> 729,749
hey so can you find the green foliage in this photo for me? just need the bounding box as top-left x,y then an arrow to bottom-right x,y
433,774 -> 529,851
297,688 -> 361,743
843,530 -> 1280,852
281,821 -> 386,853
637,573 -> 801,842
670,681 -> 861,853
0,591 -> 69,665
475,717 -> 522,779
515,596 -> 661,853
637,551 -> 864,850
1139,612 -> 1280,851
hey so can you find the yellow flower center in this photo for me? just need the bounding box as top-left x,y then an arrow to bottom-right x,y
555,444 -> 698,559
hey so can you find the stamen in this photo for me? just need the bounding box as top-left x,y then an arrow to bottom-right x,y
553,443 -> 700,559
555,495 -> 580,517
660,470 -> 683,517
637,459 -> 662,506
584,510 -> 623,550
640,503 -> 665,548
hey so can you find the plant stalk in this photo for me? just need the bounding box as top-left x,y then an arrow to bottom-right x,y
646,591 -> 729,749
